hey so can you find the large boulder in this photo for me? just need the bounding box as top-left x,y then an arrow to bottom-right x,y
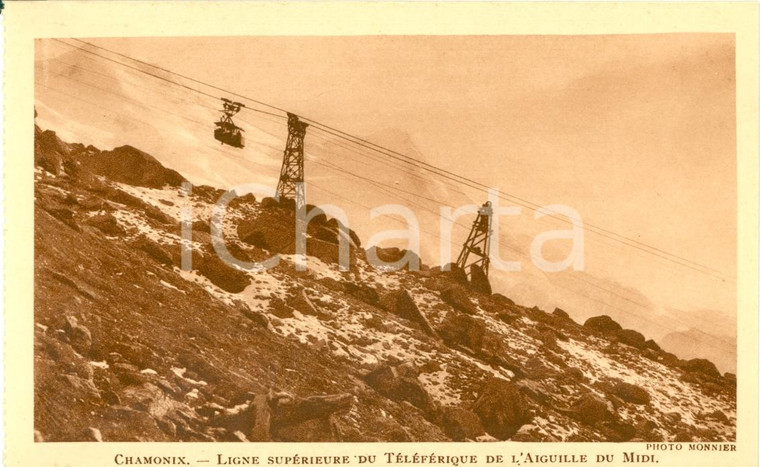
681,358 -> 722,379
84,213 -> 126,236
134,236 -> 173,266
439,264 -> 468,284
64,316 -> 92,356
440,285 -> 478,315
238,305 -> 271,329
41,203 -> 80,232
101,187 -> 149,210
343,282 -> 380,306
194,251 -> 251,293
492,293 -> 515,306
469,265 -> 492,295
36,129 -> 71,156
237,221 -> 294,254
563,367 -> 586,383
239,229 -> 270,250
440,407 -> 485,441
84,145 -> 186,189
658,351 -> 680,367
584,315 -> 623,334
303,205 -> 328,226
145,205 -> 175,225
644,339 -> 662,352
366,246 -> 402,263
119,383 -> 178,417
272,417 -> 341,442
381,290 -> 439,338
269,394 -> 353,432
35,129 -> 70,175
191,219 -> 211,234
304,237 -> 357,269
437,313 -> 486,352
365,246 -> 420,270
364,365 -> 435,414
177,351 -> 223,384
228,193 -> 257,209
611,382 -> 651,405
192,185 -> 226,204
618,329 -> 646,349
568,393 -> 614,425
348,229 -> 362,249
260,197 -> 280,210
384,289 -> 420,321
310,216 -> 361,252
552,307 -> 570,320
527,307 -> 551,323
209,394 -> 270,441
601,420 -> 637,442
248,395 -> 272,441
523,356 -> 560,380
472,377 -> 531,440
238,217 -> 356,269
312,226 -> 340,245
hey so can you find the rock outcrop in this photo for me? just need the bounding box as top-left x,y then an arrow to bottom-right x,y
584,315 -> 623,334
381,290 -> 439,338
472,378 -> 531,440
469,265 -> 492,295
437,313 -> 486,352
612,382 -> 651,405
682,358 -> 722,379
440,285 -> 478,315
85,145 -> 186,189
364,365 -> 435,415
440,407 -> 485,441
567,393 -> 614,424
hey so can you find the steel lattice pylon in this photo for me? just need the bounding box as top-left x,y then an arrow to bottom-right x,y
276,113 -> 308,203
455,201 -> 493,277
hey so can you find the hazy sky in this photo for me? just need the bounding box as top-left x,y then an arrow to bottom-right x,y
35,34 -> 736,352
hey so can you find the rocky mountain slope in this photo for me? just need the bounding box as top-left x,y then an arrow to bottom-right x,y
34,126 -> 736,442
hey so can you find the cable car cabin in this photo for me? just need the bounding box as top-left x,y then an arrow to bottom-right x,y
214,120 -> 245,148
214,98 -> 245,148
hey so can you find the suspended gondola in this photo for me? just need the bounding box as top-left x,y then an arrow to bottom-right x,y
214,98 -> 245,148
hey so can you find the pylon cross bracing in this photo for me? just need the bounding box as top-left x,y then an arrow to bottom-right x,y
455,201 -> 493,277
276,113 -> 308,205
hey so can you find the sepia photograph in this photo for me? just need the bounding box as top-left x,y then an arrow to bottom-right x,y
30,33 -> 739,444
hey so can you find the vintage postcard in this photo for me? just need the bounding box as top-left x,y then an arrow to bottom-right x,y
4,2 -> 759,467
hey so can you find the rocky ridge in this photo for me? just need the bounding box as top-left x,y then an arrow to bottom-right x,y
34,127 -> 736,442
